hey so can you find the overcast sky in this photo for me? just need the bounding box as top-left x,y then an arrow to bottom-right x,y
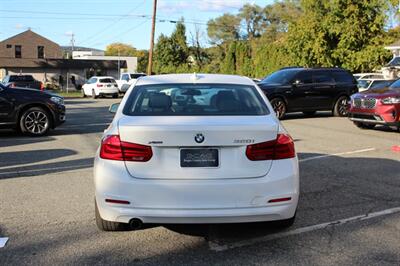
0,0 -> 273,51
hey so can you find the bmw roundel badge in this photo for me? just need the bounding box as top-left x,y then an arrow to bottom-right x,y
194,133 -> 205,143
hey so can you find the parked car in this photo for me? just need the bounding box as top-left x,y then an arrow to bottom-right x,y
94,73 -> 299,231
258,67 -> 358,119
2,75 -> 44,91
348,79 -> 400,130
353,73 -> 384,80
82,76 -> 119,99
116,73 -> 146,93
0,83 -> 65,136
357,78 -> 396,92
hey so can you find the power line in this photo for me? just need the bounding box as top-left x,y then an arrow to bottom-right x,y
79,0 -> 147,45
0,9 -> 138,17
87,18 -> 150,47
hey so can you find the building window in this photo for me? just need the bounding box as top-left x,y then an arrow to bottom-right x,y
15,45 -> 22,58
6,44 -> 12,48
38,46 -> 44,59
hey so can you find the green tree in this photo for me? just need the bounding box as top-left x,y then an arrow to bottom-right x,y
207,14 -> 241,44
105,43 -> 138,56
153,20 -> 190,73
286,0 -> 391,72
239,4 -> 265,39
170,20 -> 189,66
221,41 -> 237,74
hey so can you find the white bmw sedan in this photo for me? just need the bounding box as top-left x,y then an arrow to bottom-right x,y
94,74 -> 299,231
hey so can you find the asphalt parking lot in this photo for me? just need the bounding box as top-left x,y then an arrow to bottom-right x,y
0,98 -> 399,265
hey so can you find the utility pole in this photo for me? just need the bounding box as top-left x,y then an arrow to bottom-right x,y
118,49 -> 120,78
70,33 -> 75,58
147,0 -> 157,75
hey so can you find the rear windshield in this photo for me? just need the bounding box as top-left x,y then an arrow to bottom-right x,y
9,75 -> 34,82
130,74 -> 146,79
123,84 -> 269,116
99,78 -> 116,83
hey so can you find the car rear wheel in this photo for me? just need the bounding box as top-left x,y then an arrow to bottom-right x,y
112,93 -> 119,99
270,98 -> 286,119
92,89 -> 97,99
20,107 -> 51,136
353,122 -> 375,129
95,200 -> 129,231
333,96 -> 349,117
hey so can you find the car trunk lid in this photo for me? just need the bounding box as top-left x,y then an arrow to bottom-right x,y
118,115 -> 278,180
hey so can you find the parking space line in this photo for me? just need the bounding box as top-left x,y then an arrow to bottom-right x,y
299,148 -> 376,162
208,206 -> 400,252
0,164 -> 93,177
0,237 -> 9,248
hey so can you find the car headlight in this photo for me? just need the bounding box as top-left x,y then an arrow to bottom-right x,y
381,97 -> 400,105
50,96 -> 64,105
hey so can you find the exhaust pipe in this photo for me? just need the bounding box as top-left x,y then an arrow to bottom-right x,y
129,218 -> 143,230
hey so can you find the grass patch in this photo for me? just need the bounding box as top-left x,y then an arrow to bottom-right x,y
49,90 -> 83,98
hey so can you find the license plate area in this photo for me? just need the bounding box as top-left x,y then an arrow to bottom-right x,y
180,148 -> 219,168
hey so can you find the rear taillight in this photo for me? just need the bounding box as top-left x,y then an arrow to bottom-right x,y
97,84 -> 103,87
100,135 -> 152,162
246,134 -> 295,161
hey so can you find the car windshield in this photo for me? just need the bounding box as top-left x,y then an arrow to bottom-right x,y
389,79 -> 400,89
261,69 -> 301,85
387,57 -> 400,67
130,74 -> 146,79
370,80 -> 394,89
123,84 -> 269,116
357,80 -> 372,89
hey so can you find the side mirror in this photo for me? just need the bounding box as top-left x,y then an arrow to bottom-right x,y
109,103 -> 120,114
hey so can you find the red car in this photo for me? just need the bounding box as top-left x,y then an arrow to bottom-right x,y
348,79 -> 400,130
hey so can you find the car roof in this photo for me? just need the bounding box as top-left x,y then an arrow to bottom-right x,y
136,73 -> 254,86
294,67 -> 349,72
91,76 -> 115,79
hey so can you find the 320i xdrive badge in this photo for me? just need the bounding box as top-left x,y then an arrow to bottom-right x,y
94,74 -> 299,231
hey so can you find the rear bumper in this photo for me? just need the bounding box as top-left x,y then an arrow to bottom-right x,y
97,88 -> 119,96
94,157 -> 299,224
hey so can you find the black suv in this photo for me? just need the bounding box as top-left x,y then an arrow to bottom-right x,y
0,84 -> 65,136
258,67 -> 358,119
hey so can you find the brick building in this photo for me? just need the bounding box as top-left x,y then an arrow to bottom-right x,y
0,29 -> 63,60
0,30 -> 136,89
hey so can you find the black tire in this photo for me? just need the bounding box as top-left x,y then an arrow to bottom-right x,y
82,88 -> 86,98
353,122 -> 375,130
303,111 -> 316,117
333,96 -> 349,117
95,200 -> 129,231
112,93 -> 119,99
270,98 -> 287,119
19,107 -> 51,136
92,89 -> 97,99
